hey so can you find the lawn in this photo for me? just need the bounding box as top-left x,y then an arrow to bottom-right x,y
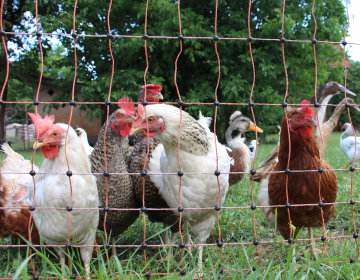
1,131 -> 360,279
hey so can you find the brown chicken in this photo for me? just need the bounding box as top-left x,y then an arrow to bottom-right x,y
258,100 -> 338,259
0,143 -> 40,244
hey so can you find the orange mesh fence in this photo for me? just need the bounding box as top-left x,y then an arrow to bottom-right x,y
0,0 -> 359,279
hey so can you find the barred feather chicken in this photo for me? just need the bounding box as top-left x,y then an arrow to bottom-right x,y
130,104 -> 232,271
0,143 -> 40,243
258,100 -> 338,259
28,113 -> 99,277
90,96 -> 138,255
225,111 -> 263,185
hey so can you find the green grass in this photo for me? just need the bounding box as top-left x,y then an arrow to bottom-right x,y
1,132 -> 360,279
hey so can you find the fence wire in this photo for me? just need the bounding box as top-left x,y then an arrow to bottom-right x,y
0,0 -> 359,278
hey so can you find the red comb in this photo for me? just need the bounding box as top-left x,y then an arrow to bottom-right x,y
118,96 -> 136,115
141,84 -> 162,92
301,99 -> 313,116
137,104 -> 145,116
28,113 -> 56,138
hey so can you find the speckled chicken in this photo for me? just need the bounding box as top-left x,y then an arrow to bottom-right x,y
90,96 -> 138,254
0,143 -> 40,244
225,111 -> 263,185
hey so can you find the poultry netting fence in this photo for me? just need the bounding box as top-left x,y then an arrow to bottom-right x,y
0,0 -> 360,278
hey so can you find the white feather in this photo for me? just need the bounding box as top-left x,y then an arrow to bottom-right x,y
30,124 -> 98,267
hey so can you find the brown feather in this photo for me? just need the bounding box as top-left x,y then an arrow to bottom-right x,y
267,110 -> 338,239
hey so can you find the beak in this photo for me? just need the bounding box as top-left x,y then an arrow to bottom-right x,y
340,85 -> 356,96
127,115 -> 135,123
353,106 -> 360,113
129,125 -> 145,136
248,121 -> 263,133
154,92 -> 163,101
308,118 -> 317,127
33,140 -> 45,149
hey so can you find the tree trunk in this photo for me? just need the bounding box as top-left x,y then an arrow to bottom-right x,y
0,84 -> 7,143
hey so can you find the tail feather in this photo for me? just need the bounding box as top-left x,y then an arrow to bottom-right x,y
1,143 -> 38,186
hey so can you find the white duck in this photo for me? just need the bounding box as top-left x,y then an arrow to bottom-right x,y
340,123 -> 360,169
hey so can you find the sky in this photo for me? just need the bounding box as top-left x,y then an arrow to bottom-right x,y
346,0 -> 360,61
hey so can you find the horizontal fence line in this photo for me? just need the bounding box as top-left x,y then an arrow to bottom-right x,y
2,31 -> 360,45
0,200 -> 355,211
0,236 -> 354,249
0,168 -> 359,176
0,101 -> 358,108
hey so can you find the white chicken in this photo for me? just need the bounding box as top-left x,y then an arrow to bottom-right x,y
130,104 -> 232,271
27,113 -> 99,277
75,127 -> 94,157
340,123 -> 360,168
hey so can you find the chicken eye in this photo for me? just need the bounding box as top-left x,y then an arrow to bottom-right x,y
148,117 -> 154,123
295,115 -> 301,121
116,112 -> 122,119
52,130 -> 60,137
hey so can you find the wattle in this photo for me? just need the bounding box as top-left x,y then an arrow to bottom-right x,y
142,131 -> 156,137
119,124 -> 130,137
299,126 -> 313,138
41,145 -> 59,159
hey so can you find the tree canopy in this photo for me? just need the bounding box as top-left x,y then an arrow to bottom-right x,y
1,0 -> 350,142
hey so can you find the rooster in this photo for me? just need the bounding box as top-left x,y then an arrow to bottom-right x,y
0,143 -> 40,244
258,100 -> 338,259
28,113 -> 99,277
90,96 -> 138,256
130,104 -> 232,271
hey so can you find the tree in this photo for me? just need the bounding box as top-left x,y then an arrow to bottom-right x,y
2,0 -> 349,142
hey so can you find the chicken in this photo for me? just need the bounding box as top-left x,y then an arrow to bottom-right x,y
340,123 -> 360,169
0,143 -> 40,244
224,111 -> 263,185
90,96 -> 138,256
254,82 -> 353,183
318,98 -> 360,155
258,100 -> 338,259
75,127 -> 94,156
129,84 -> 183,259
130,104 -> 232,271
28,113 -> 99,277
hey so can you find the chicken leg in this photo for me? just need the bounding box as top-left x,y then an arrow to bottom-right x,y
184,221 -> 193,258
308,227 -> 318,260
341,162 -> 351,169
111,237 -> 116,257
